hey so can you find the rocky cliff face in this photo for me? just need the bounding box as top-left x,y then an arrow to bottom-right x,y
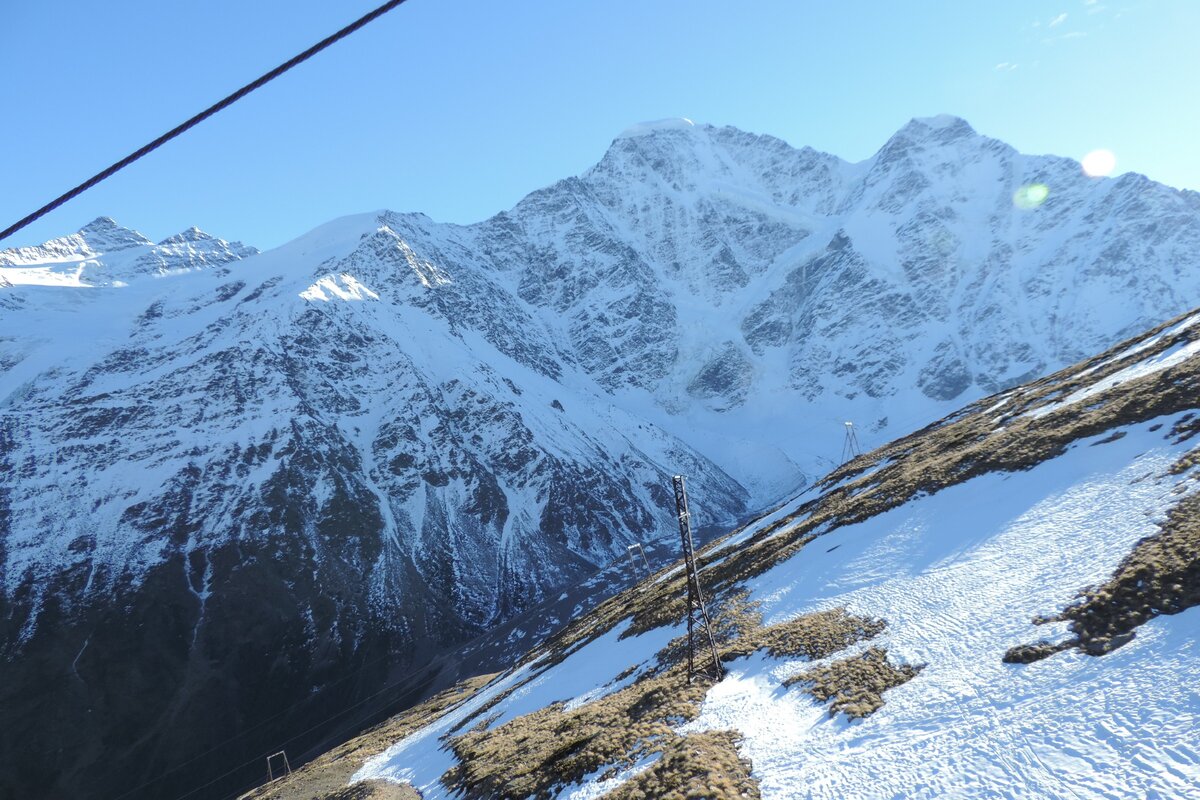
451,116 -> 1200,486
3,116 -> 1200,799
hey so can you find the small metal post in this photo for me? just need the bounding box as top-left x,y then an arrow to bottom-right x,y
266,750 -> 292,781
841,421 -> 862,464
626,543 -> 652,580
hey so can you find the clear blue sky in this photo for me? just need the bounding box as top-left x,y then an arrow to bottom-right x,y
1,0 -> 1195,250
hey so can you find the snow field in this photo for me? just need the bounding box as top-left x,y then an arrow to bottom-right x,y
681,417 -> 1200,799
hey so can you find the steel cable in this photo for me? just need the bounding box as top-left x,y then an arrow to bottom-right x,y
0,0 -> 410,244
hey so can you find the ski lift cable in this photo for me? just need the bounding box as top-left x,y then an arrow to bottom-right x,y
0,0 -> 411,245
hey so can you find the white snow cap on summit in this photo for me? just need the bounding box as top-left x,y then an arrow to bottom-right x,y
912,113 -> 970,129
616,118 -> 696,139
158,226 -> 216,245
893,115 -> 978,141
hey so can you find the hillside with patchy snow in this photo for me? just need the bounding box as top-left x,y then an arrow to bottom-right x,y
254,308 -> 1200,800
4,116 -> 1200,799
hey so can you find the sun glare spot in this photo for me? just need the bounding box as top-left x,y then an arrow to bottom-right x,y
1013,183 -> 1050,210
1081,149 -> 1117,177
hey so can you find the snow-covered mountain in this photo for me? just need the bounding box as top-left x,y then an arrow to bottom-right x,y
0,215 -> 257,286
3,115 -> 1200,799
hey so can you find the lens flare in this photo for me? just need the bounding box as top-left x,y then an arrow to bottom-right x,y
1081,149 -> 1117,177
1013,183 -> 1050,210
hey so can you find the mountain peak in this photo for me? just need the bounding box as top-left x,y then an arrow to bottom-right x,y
79,216 -> 122,233
889,115 -> 978,145
868,116 -> 984,172
910,113 -> 974,131
77,216 -> 152,251
157,226 -> 215,246
0,218 -> 256,283
615,117 -> 698,140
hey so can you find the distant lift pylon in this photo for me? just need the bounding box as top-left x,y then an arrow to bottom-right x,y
841,420 -> 863,464
626,542 -> 652,581
671,475 -> 724,684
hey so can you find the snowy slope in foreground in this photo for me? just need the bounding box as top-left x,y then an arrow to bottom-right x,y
356,424 -> 1199,799
337,312 -> 1200,800
683,432 -> 1199,798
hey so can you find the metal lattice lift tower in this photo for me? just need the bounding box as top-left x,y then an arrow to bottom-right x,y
671,475 -> 724,684
841,420 -> 863,464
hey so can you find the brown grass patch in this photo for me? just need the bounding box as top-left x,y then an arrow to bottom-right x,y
1001,640 -> 1070,664
785,647 -> 923,719
318,779 -> 420,800
444,662 -> 707,799
721,605 -> 886,662
606,730 -> 760,800
1006,488 -> 1200,662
